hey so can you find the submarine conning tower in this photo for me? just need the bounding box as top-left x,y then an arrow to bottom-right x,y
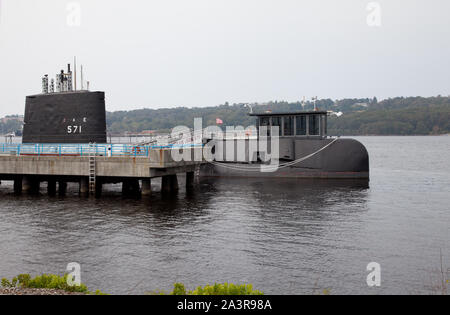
22,62 -> 107,144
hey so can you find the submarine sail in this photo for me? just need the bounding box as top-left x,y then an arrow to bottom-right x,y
22,63 -> 107,144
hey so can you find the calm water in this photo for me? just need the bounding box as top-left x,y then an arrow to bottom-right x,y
0,136 -> 449,295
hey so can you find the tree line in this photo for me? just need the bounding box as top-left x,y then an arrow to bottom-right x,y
1,96 -> 448,136
0,116 -> 23,136
106,96 -> 450,136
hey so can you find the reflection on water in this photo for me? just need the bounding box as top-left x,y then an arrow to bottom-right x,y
0,177 -> 371,295
0,136 -> 449,295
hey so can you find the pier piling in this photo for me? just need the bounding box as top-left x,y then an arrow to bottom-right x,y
22,176 -> 40,194
79,177 -> 89,195
58,181 -> 67,196
170,175 -> 179,192
47,180 -> 57,196
95,181 -> 103,197
186,172 -> 195,190
14,177 -> 22,194
161,176 -> 170,194
22,176 -> 32,193
122,179 -> 140,196
141,179 -> 152,196
161,175 -> 179,194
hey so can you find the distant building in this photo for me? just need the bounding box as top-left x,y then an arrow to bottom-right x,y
1,115 -> 24,124
140,130 -> 156,135
353,103 -> 369,108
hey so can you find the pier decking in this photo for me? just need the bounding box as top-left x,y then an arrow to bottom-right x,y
0,143 -> 205,196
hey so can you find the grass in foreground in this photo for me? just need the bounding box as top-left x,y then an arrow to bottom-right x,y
2,275 -> 262,296
1,274 -> 106,295
149,283 -> 264,296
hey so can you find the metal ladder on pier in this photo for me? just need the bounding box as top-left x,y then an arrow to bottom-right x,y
88,143 -> 96,195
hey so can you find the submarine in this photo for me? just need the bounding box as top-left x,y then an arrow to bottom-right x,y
22,63 -> 107,144
200,110 -> 370,180
21,62 -> 368,181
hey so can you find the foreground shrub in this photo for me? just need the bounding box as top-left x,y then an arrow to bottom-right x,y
1,274 -> 106,295
170,283 -> 264,296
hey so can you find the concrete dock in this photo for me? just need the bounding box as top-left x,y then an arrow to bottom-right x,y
0,146 -> 205,196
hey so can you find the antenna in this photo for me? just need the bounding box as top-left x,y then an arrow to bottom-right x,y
81,64 -> 84,90
244,103 -> 254,114
42,75 -> 49,94
67,64 -> 73,91
74,57 -> 77,91
312,96 -> 318,111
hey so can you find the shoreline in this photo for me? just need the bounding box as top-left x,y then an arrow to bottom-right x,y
0,288 -> 86,296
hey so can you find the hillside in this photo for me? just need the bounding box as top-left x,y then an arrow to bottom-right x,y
2,97 -> 448,136
106,96 -> 450,136
0,115 -> 24,136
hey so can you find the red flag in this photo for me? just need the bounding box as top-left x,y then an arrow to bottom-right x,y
216,118 -> 223,125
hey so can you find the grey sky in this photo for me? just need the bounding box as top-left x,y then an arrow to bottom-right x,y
0,0 -> 449,116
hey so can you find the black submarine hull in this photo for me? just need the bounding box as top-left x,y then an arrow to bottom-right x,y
22,91 -> 107,144
200,138 -> 369,179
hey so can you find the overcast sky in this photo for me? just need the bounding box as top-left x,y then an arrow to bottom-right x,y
0,0 -> 449,116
